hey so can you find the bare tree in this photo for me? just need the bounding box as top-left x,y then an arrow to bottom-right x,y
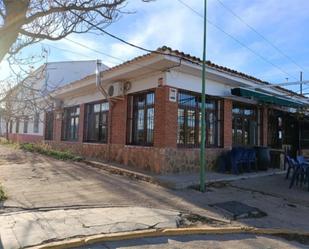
0,0 -> 152,63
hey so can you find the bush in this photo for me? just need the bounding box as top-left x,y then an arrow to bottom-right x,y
0,138 -> 19,149
0,185 -> 7,201
20,143 -> 83,161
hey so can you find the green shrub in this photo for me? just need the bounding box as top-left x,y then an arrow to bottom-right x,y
20,143 -> 83,161
0,185 -> 7,201
0,138 -> 19,149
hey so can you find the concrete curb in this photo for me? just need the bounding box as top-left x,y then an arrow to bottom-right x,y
82,160 -> 286,190
31,226 -> 309,249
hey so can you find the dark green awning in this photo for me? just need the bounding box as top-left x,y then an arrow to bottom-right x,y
231,88 -> 303,108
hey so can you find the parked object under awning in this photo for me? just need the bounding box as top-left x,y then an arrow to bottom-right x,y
231,88 -> 304,108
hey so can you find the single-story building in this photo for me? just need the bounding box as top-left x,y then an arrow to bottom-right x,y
7,46 -> 309,174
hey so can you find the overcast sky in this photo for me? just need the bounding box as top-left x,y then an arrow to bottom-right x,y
1,0 -> 309,92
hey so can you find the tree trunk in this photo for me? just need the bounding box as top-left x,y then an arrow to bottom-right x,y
0,0 -> 29,62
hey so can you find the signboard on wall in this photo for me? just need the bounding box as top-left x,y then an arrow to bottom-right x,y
169,88 -> 177,102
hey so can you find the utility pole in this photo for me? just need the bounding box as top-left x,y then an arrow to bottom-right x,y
300,71 -> 303,95
299,71 -> 303,155
200,0 -> 207,193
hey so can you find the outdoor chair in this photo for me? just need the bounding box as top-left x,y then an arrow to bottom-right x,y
231,147 -> 244,174
245,149 -> 257,172
231,147 -> 256,174
285,156 -> 297,179
296,156 -> 309,166
289,159 -> 309,191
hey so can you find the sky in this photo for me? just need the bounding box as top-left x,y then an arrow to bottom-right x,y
1,0 -> 309,93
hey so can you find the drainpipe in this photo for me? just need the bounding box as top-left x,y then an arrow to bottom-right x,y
96,60 -> 113,162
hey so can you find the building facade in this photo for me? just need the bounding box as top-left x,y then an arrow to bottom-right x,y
8,47 -> 309,174
6,60 -> 107,143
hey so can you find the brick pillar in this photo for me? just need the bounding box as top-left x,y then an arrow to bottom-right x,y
54,110 -> 63,142
223,99 -> 233,149
262,107 -> 268,146
154,86 -> 178,148
111,97 -> 127,145
78,104 -> 85,143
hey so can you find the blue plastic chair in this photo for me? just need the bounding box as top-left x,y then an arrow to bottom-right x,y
289,159 -> 309,191
231,148 -> 243,174
286,156 -> 297,179
246,149 -> 257,172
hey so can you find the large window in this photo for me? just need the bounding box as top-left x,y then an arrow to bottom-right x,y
9,120 -> 13,133
127,91 -> 155,146
33,113 -> 39,133
84,101 -> 109,143
232,104 -> 258,146
45,111 -> 54,140
15,118 -> 19,133
23,117 -> 28,134
177,91 -> 219,147
62,106 -> 80,141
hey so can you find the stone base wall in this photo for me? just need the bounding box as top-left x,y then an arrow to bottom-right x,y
163,148 -> 228,173
46,141 -> 226,174
8,134 -> 43,143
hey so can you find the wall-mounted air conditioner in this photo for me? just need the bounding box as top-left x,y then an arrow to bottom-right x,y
107,82 -> 124,98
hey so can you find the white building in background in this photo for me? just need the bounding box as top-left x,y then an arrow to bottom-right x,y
6,60 -> 108,142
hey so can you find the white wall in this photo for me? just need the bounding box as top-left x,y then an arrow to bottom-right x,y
166,70 -> 232,97
45,61 -> 108,90
9,113 -> 44,136
63,72 -> 163,107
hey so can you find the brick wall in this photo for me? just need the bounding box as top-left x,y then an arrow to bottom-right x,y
41,91 -> 231,174
223,99 -> 233,148
154,86 -> 178,148
8,133 -> 43,143
110,98 -> 127,145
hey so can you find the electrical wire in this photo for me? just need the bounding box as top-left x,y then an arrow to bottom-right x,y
177,0 -> 298,82
215,0 -> 306,73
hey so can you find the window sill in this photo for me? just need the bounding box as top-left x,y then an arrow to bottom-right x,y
61,140 -> 80,143
125,144 -> 153,148
82,141 -> 108,145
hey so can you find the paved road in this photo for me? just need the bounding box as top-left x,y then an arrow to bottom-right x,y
75,234 -> 307,249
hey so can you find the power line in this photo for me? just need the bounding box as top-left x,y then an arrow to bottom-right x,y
177,0 -> 298,81
42,43 -> 94,60
66,8 -> 206,65
215,0 -> 306,73
62,38 -> 173,73
64,37 -> 122,63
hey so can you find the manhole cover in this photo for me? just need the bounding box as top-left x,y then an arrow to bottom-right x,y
211,201 -> 267,220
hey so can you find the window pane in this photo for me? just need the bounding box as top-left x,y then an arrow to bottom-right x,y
84,102 -> 109,143
232,104 -> 257,146
146,93 -> 154,105
130,92 -> 155,145
137,95 -> 145,108
186,110 -> 196,144
62,107 -> 80,141
146,108 -> 154,144
177,91 -> 218,147
177,109 -> 185,144
94,104 -> 101,113
101,102 -> 109,111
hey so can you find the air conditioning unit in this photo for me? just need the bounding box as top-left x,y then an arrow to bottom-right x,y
107,82 -> 124,98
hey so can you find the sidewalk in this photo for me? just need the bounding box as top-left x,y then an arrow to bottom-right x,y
0,207 -> 180,249
85,160 -> 285,190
